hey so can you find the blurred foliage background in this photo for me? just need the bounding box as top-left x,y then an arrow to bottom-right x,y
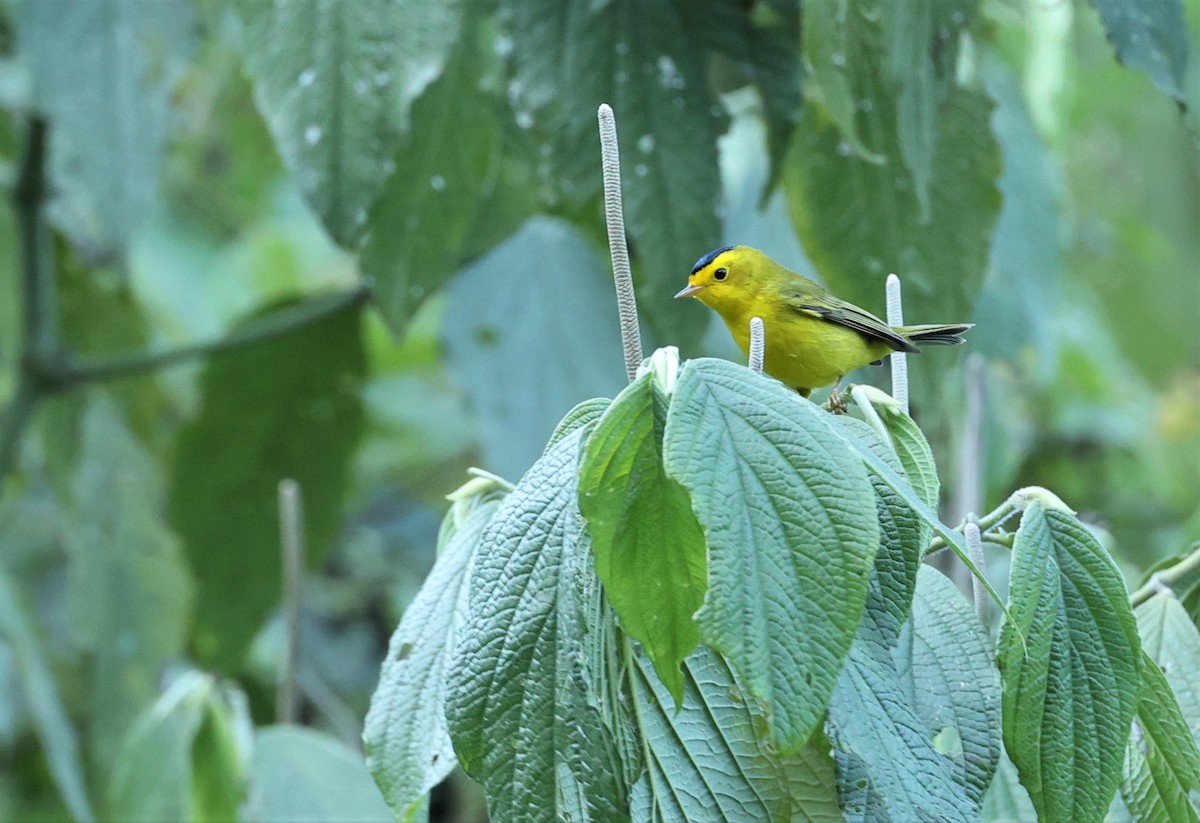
0,0 -> 1197,820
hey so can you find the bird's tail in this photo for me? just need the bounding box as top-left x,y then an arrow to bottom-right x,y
896,323 -> 974,347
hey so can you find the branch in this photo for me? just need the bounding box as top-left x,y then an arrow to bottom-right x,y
41,286 -> 370,387
0,378 -> 38,482
885,274 -> 907,413
1130,543 -> 1200,609
965,523 -> 988,626
277,479 -> 305,725
597,104 -> 643,383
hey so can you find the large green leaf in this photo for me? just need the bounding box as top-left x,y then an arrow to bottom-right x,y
0,568 -> 95,823
1089,0 -> 1188,104
442,217 -> 627,479
579,372 -> 706,703
630,645 -> 839,822
828,566 -> 997,822
1137,594 -> 1200,745
64,397 -> 192,763
502,0 -> 724,351
663,358 -> 878,752
108,672 -> 248,823
784,3 -> 1000,345
1121,653 -> 1200,822
236,0 -> 461,246
362,17 -> 532,332
15,0 -> 194,257
168,301 -> 365,671
996,503 -> 1142,823
247,726 -> 390,822
363,496 -> 503,820
446,427 -> 631,821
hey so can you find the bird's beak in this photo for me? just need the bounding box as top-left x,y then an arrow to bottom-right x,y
674,283 -> 704,299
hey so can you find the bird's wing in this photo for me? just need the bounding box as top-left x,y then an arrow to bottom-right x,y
783,291 -> 920,354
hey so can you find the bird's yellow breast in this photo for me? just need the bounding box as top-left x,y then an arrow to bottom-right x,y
714,299 -> 892,392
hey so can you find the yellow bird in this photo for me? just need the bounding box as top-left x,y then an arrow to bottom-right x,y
675,246 -> 972,397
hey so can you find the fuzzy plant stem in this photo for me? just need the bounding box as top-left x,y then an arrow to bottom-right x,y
953,353 -> 987,526
277,479 -> 305,725
748,317 -> 765,374
964,522 -> 988,625
597,104 -> 643,382
885,274 -> 908,412
1130,542 -> 1200,608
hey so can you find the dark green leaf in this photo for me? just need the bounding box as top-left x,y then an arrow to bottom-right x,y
236,0 -> 462,245
442,218 -> 626,479
663,358 -> 878,752
580,372 -> 706,703
362,18 -> 533,332
784,6 -> 1000,350
996,503 -> 1142,823
446,428 -> 631,821
64,397 -> 192,763
108,672 -> 248,823
0,568 -> 95,823
1090,0 -> 1188,104
15,0 -> 194,257
169,301 -> 365,671
1121,653 -> 1200,822
828,566 -> 997,822
247,726 -> 391,822
364,498 -> 502,819
503,0 -> 724,351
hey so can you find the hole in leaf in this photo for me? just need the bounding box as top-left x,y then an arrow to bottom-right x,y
397,643 -> 414,661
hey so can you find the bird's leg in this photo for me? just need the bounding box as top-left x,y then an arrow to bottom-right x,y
824,377 -> 848,414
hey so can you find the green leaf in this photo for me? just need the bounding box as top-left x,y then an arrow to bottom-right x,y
1090,0 -> 1188,104
1137,594 -> 1200,745
236,0 -> 462,246
547,398 -> 612,452
0,568 -> 95,823
169,300 -> 366,671
630,645 -> 838,822
579,372 -> 706,703
442,217 -> 627,479
801,0 -> 879,162
362,17 -> 532,332
446,427 -> 631,821
64,397 -> 192,763
108,672 -> 248,823
363,498 -> 502,819
246,726 -> 391,823
996,503 -> 1142,823
784,8 -> 1000,350
503,0 -> 724,351
15,0 -> 194,257
828,566 -> 997,822
662,358 -> 878,752
1121,653 -> 1200,822
982,749 -> 1037,823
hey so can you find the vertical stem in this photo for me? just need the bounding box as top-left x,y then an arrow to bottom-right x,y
597,104 -> 643,382
276,479 -> 305,725
16,118 -> 57,361
964,523 -> 989,626
747,317 -> 765,374
885,274 -> 908,412
953,354 -> 987,525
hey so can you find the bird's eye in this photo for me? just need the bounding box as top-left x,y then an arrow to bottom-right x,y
714,267 -> 728,281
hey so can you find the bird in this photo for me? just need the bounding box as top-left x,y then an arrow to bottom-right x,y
675,245 -> 972,398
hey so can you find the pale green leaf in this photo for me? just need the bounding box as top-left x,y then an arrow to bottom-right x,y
0,568 -> 94,823
1090,0 -> 1188,104
15,0 -> 193,257
108,672 -> 248,823
246,726 -> 390,822
580,373 -> 706,703
1121,653 -> 1200,822
64,397 -> 192,764
1136,594 -> 1200,746
547,398 -> 612,453
442,218 -> 626,479
446,428 -> 631,821
663,358 -> 878,752
982,749 -> 1037,823
236,0 -> 462,245
363,499 -> 502,819
630,645 -> 831,823
997,503 -> 1142,823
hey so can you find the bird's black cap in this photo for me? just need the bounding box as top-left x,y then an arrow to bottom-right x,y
691,246 -> 735,274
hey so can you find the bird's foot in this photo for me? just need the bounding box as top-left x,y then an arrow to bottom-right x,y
824,379 -> 849,414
